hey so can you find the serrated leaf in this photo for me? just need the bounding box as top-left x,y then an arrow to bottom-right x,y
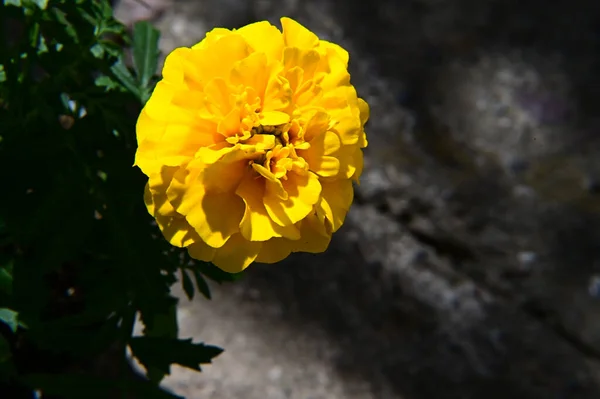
137,298 -> 178,385
0,308 -> 18,333
94,75 -> 123,92
133,21 -> 160,88
191,268 -> 211,300
110,57 -> 140,99
180,268 -> 194,300
130,337 -> 223,377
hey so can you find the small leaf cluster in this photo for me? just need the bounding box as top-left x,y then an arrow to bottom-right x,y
0,1 -> 240,397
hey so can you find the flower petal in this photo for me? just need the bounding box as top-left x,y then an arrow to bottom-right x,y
144,169 -> 200,248
211,233 -> 262,273
255,238 -> 294,264
281,17 -> 319,49
136,110 -> 221,174
187,240 -> 217,262
167,168 -> 244,248
291,214 -> 331,253
298,124 -> 342,177
351,148 -> 364,184
317,179 -> 353,232
187,34 -> 251,83
237,21 -> 284,61
236,175 -> 287,241
230,52 -> 270,98
260,110 -> 290,125
264,171 -> 321,226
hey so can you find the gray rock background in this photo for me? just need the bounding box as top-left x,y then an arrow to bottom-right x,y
115,0 -> 600,398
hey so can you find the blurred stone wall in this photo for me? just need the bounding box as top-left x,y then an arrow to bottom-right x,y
115,0 -> 600,398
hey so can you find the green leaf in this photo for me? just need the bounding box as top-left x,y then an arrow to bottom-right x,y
133,21 -> 160,88
180,268 -> 194,300
94,75 -> 123,92
130,337 -> 223,377
3,0 -> 22,7
191,268 -> 211,300
0,309 -> 18,333
28,0 -> 47,9
23,374 -> 183,399
139,299 -> 178,385
110,57 -> 141,99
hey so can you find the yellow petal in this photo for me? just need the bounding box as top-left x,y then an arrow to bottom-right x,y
320,40 -> 349,66
203,78 -> 234,118
145,167 -> 179,216
284,66 -> 303,94
167,168 -> 244,248
192,28 -> 234,50
351,148 -> 364,184
142,81 -> 176,121
236,175 -> 287,241
324,105 -> 361,146
144,171 -> 200,248
187,240 -> 216,262
187,34 -> 251,83
317,179 -> 353,232
161,47 -> 188,84
217,107 -> 242,136
255,238 -> 294,264
243,133 -> 276,151
156,214 -> 200,248
260,110 -> 290,125
318,53 -> 350,90
263,74 -> 292,112
194,142 -> 235,165
358,98 -> 370,127
302,111 -> 330,142
281,17 -> 319,49
283,48 -> 320,79
291,214 -> 331,253
237,21 -> 284,61
294,79 -> 323,107
297,124 -> 342,177
135,110 -> 222,174
200,157 -> 248,193
212,233 -> 262,273
192,191 -> 244,248
264,171 -> 321,226
310,156 -> 340,177
230,52 -> 270,98
327,143 -> 357,180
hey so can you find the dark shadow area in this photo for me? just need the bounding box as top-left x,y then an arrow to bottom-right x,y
243,229 -> 600,399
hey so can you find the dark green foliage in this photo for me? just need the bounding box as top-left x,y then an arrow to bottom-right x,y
0,1 -> 233,397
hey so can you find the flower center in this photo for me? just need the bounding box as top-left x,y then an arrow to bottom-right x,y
246,122 -> 307,180
251,123 -> 290,146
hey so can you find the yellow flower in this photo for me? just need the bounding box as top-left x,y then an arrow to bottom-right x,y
135,17 -> 369,273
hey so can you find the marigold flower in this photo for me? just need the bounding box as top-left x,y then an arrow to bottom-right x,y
135,17 -> 369,273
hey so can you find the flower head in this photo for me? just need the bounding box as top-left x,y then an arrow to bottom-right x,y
135,17 -> 369,273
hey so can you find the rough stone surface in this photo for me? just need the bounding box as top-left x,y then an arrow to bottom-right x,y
116,0 -> 600,398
